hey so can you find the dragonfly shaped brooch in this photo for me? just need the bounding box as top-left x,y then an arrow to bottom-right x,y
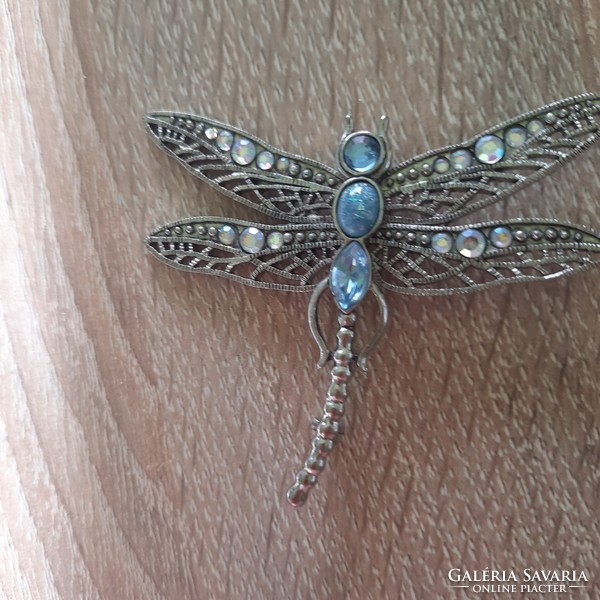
145,93 -> 600,507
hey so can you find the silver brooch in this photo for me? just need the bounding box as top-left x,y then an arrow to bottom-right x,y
145,93 -> 600,507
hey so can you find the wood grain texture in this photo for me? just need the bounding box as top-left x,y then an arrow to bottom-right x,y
2,1 -> 600,598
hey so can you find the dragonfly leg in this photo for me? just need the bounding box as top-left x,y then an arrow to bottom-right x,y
287,312 -> 356,508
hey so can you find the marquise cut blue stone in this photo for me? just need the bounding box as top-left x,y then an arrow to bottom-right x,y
342,134 -> 381,173
336,181 -> 381,239
330,241 -> 370,312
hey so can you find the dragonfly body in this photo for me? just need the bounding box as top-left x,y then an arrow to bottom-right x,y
145,93 -> 600,506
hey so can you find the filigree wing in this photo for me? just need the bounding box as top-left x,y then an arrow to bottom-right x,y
145,112 -> 345,223
369,221 -> 600,294
145,217 -> 342,291
382,93 -> 600,224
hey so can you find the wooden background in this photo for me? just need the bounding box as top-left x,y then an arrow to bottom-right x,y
2,1 -> 600,598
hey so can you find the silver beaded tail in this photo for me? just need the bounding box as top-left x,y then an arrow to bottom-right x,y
287,312 -> 356,507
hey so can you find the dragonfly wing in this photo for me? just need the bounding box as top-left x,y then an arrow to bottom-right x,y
145,112 -> 345,223
145,217 -> 341,291
381,93 -> 600,224
369,220 -> 600,295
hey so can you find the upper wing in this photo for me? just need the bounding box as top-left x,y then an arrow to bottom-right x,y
369,220 -> 600,295
145,112 -> 345,223
145,216 -> 341,291
381,93 -> 600,224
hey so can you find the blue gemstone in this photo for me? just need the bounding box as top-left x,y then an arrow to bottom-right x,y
335,181 -> 381,239
342,134 -> 381,173
330,241 -> 371,312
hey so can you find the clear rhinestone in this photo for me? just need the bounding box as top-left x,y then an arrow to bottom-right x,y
204,127 -> 218,140
433,157 -> 451,174
530,229 -> 543,241
283,232 -> 294,243
295,232 -> 305,243
239,227 -> 265,253
406,232 -> 417,243
456,229 -> 486,258
474,135 -> 505,164
450,149 -> 473,170
267,232 -> 284,250
289,163 -> 300,176
276,157 -> 290,173
208,226 -> 217,237
197,225 -> 207,235
421,163 -> 433,176
527,119 -> 544,134
545,228 -> 558,241
256,150 -> 275,170
505,125 -> 528,148
490,226 -> 513,248
231,138 -> 257,165
218,224 -> 237,246
559,229 -> 570,240
431,232 -> 453,253
216,130 -> 234,151
514,229 -> 528,242
302,168 -> 313,179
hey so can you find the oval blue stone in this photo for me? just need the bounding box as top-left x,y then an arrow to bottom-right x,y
336,181 -> 381,239
342,134 -> 381,173
330,241 -> 371,312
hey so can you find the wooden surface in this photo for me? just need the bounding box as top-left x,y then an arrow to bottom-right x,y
2,1 -> 600,598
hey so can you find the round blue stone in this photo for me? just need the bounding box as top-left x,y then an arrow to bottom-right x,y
330,241 -> 371,312
342,134 -> 381,174
335,181 -> 381,239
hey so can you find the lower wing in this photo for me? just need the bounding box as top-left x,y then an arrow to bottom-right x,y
145,217 -> 341,291
370,220 -> 600,295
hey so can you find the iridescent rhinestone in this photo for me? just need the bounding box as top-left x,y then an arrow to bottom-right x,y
335,181 -> 382,239
267,231 -> 284,250
433,156 -> 451,174
231,138 -> 257,165
474,135 -> 505,164
514,229 -> 527,242
505,125 -> 528,148
276,157 -> 290,173
450,149 -> 473,170
256,150 -> 275,170
204,126 -> 218,140
239,227 -> 265,253
456,229 -> 486,258
431,232 -> 453,253
216,130 -> 234,151
490,226 -> 513,248
342,133 -> 381,174
527,119 -> 544,134
218,224 -> 237,246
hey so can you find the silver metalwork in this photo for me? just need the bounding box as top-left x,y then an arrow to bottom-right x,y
145,93 -> 600,506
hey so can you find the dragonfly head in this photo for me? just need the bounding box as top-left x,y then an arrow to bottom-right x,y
336,114 -> 390,177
